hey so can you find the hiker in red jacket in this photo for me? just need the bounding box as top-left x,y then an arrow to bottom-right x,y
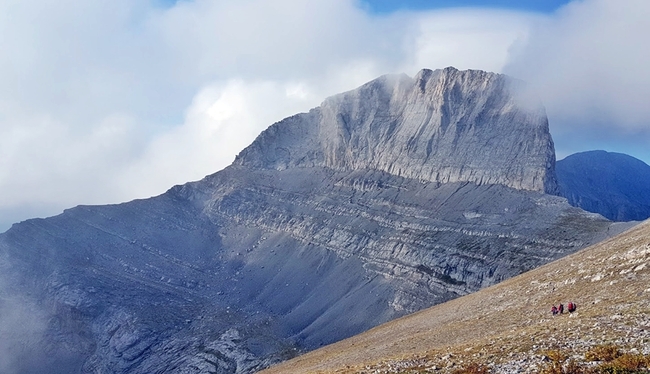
568,301 -> 576,313
551,305 -> 558,315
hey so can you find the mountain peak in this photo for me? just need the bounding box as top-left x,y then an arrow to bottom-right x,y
0,68 -> 625,373
235,67 -> 558,194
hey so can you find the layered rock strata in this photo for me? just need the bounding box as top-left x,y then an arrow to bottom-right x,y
0,68 -> 627,373
237,67 -> 558,194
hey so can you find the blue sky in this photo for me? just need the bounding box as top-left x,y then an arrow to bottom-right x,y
161,0 -> 573,13
0,0 -> 649,231
362,0 -> 572,13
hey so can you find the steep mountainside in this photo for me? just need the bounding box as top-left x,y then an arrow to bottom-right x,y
237,68 -> 558,194
0,68 -> 628,374
557,150 -> 650,221
261,220 -> 650,374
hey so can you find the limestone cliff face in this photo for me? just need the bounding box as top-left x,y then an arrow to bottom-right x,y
236,67 -> 558,194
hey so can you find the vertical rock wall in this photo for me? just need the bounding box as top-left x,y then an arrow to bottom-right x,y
236,67 -> 559,194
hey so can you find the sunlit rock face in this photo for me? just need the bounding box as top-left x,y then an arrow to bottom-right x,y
0,68 -> 623,374
236,67 -> 559,194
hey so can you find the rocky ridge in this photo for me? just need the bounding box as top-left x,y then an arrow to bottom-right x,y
0,67 -> 629,373
236,67 -> 558,194
260,220 -> 650,373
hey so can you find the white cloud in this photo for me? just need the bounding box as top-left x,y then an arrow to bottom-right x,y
11,0 -> 646,231
117,80 -> 314,197
114,3 -> 534,199
504,0 -> 650,162
400,9 -> 539,74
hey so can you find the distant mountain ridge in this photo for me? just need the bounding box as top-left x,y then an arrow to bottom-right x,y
0,67 -> 627,373
557,150 -> 650,221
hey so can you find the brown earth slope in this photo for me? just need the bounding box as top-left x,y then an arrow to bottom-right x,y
262,220 -> 650,373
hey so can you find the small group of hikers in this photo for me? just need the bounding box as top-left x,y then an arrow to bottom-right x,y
551,301 -> 576,315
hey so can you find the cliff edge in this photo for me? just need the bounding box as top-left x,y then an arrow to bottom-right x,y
236,67 -> 558,194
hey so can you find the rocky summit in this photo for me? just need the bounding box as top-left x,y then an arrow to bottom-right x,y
0,67 -> 630,374
237,67 -> 558,194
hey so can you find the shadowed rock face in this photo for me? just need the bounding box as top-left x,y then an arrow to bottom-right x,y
0,68 -> 624,373
557,150 -> 650,221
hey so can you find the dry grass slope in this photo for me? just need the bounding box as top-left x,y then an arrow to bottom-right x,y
261,220 -> 650,373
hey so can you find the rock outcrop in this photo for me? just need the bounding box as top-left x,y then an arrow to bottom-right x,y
237,67 -> 559,194
0,68 -> 628,373
557,150 -> 650,221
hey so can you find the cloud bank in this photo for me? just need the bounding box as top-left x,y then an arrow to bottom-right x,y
0,0 -> 648,230
504,0 -> 650,161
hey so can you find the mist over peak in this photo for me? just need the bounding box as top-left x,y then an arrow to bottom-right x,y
236,67 -> 558,194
